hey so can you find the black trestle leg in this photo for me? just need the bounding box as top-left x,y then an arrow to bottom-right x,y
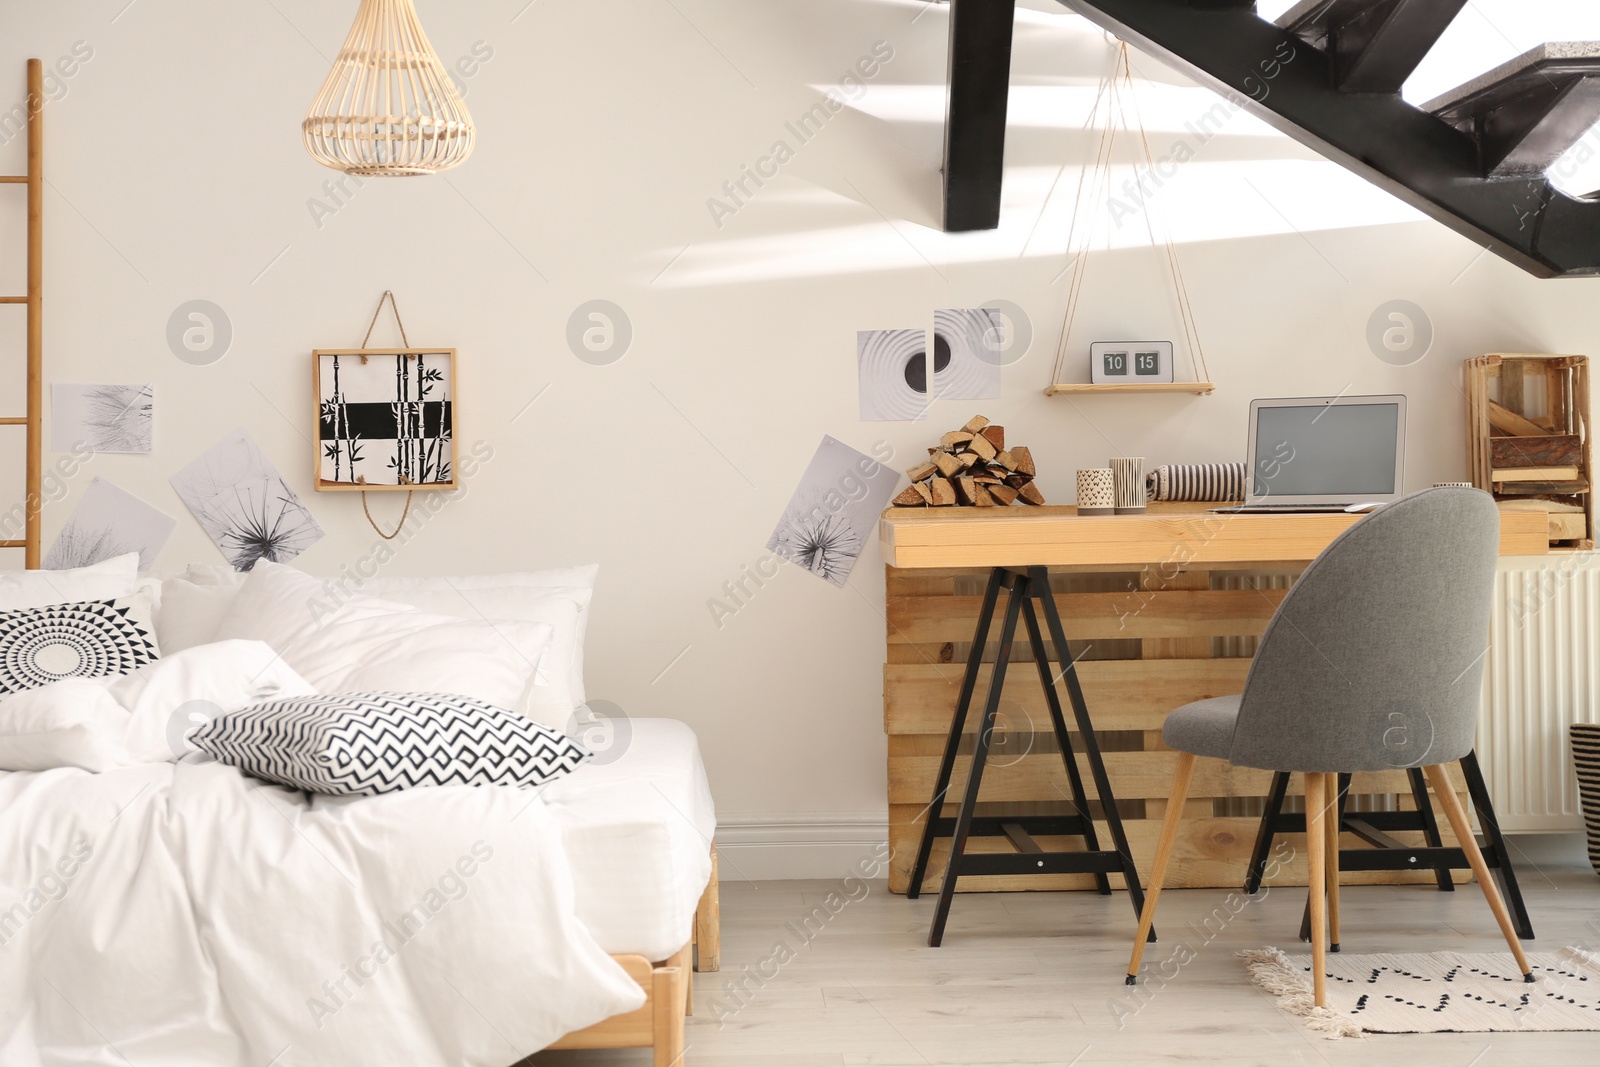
927,575 -> 1027,947
1028,567 -> 1151,937
1459,750 -> 1534,940
907,567 -> 1005,900
1407,765 -> 1455,892
1021,597 -> 1111,895
1243,771 -> 1292,895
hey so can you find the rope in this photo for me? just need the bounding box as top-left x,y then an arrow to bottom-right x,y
362,477 -> 414,540
1121,45 -> 1211,385
362,288 -> 411,348
1050,44 -> 1121,388
357,289 -> 414,539
1050,41 -> 1212,389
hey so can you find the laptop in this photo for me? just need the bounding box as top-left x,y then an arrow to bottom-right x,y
1211,394 -> 1407,514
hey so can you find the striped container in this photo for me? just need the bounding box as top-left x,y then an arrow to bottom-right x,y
1573,723 -> 1600,877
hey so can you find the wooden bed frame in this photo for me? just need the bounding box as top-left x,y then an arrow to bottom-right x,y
547,843 -> 720,1065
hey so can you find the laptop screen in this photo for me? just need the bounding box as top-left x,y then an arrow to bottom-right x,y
1252,401 -> 1401,499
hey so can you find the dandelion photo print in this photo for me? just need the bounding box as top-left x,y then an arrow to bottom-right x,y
766,435 -> 900,587
170,430 -> 325,570
44,478 -> 177,571
315,349 -> 455,489
51,384 -> 154,453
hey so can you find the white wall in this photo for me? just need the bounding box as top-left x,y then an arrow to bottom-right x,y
1,1 -> 1597,858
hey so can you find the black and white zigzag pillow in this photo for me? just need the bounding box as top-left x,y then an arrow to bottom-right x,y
190,692 -> 592,795
0,594 -> 161,695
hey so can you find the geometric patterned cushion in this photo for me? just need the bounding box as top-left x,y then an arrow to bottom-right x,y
0,595 -> 161,695
189,692 -> 592,795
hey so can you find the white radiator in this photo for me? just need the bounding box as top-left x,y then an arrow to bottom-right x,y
1480,555 -> 1600,832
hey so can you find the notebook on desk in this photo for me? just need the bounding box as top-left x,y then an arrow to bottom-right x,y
1211,394 -> 1407,514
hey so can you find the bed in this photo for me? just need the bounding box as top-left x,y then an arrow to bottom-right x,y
542,718 -> 721,1063
0,554 -> 719,1067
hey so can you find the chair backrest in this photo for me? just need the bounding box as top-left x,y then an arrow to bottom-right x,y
1227,487 -> 1500,773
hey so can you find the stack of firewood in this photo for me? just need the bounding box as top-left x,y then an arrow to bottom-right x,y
891,416 -> 1045,507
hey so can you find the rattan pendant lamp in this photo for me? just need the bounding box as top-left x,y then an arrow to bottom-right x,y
303,0 -> 475,176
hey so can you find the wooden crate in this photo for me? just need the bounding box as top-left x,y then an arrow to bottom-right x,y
1465,353 -> 1594,548
885,563 -> 1470,894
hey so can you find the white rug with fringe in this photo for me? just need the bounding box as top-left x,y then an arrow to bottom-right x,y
1241,947 -> 1600,1038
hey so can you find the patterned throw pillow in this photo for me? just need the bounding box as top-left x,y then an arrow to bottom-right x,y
190,692 -> 592,795
0,594 -> 161,695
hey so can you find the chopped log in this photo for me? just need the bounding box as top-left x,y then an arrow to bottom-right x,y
961,415 -> 990,433
906,460 -> 938,482
967,433 -> 998,461
972,473 -> 1003,485
959,452 -> 981,470
1485,400 -> 1549,437
1493,466 -> 1581,483
987,483 -> 1020,505
1490,434 -> 1582,469
1017,482 -> 1046,505
928,478 -> 958,506
980,425 -> 1005,452
954,476 -> 979,505
1492,479 -> 1590,496
932,452 -> 964,478
1010,446 -> 1035,477
995,450 -> 1016,471
973,484 -> 996,506
892,484 -> 928,507
941,431 -> 975,449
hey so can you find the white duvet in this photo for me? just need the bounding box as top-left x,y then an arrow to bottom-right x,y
0,644 -> 645,1067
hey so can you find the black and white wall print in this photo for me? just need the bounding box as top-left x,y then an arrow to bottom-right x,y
766,435 -> 900,587
316,350 -> 456,489
44,478 -> 177,571
170,430 -> 325,570
857,312 -> 1001,422
933,308 -> 1004,401
51,384 -> 153,453
857,328 -> 929,421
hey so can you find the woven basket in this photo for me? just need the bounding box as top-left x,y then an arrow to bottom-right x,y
1573,723 -> 1600,877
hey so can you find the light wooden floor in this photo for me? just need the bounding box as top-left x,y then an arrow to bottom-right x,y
533,862 -> 1600,1067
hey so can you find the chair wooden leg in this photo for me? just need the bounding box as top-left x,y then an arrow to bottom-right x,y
1125,751 -> 1197,984
1423,763 -> 1534,980
1323,772 -> 1341,953
1304,771 -> 1329,1008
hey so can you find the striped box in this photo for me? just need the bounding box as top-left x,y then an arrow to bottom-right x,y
1572,723 -> 1600,877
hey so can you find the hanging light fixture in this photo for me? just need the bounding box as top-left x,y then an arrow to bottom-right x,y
303,0 -> 475,176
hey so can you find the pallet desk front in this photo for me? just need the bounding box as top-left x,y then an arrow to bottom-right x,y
879,504 -> 1549,895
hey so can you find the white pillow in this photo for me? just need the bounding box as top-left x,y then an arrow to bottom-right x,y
157,578 -> 244,654
364,565 -> 598,704
182,563 -> 246,589
213,561 -> 552,709
0,639 -> 314,772
176,564 -> 600,705
362,581 -> 588,729
4,553 -> 139,610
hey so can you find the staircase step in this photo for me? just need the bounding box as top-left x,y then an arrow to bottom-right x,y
1276,0 -> 1466,93
1425,42 -> 1600,176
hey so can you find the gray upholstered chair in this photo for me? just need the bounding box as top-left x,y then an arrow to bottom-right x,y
1125,487 -> 1532,1008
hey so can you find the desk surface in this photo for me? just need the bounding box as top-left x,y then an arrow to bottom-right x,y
879,503 -> 1549,569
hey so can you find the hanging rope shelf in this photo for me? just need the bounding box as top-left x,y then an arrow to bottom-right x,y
1045,40 -> 1215,398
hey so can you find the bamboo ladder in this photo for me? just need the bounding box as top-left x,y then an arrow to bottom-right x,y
1,60 -> 43,568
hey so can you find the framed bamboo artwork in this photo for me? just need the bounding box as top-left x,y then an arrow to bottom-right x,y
313,348 -> 457,492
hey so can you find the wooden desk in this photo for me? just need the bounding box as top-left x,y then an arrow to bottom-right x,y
880,505 -> 1548,896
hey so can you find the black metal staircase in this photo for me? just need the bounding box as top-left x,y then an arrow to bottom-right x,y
937,0 -> 1600,277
